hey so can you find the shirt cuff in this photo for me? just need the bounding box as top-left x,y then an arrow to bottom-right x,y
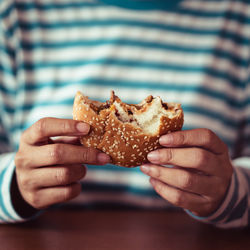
0,153 -> 41,223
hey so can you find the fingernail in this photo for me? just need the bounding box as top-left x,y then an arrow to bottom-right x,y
147,151 -> 159,163
140,165 -> 150,174
159,134 -> 173,145
97,153 -> 110,164
76,122 -> 90,133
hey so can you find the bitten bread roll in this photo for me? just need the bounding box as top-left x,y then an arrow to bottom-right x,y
73,91 -> 184,167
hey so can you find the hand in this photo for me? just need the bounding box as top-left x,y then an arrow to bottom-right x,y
140,128 -> 233,217
14,117 -> 110,211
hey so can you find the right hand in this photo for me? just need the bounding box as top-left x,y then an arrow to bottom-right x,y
14,117 -> 110,210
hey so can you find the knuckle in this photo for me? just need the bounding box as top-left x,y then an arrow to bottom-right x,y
177,132 -> 186,145
55,168 -> 71,185
27,192 -> 41,209
20,130 -> 28,143
202,128 -> 214,145
63,184 -> 80,201
154,181 -> 163,194
82,147 -> 96,163
15,150 -> 32,169
14,153 -> 24,168
221,141 -> 229,153
61,120 -> 72,133
49,144 -> 63,164
154,167 -> 162,179
195,150 -> 208,167
17,172 -> 30,188
35,118 -> 48,137
77,166 -> 86,179
161,149 -> 173,163
173,190 -> 183,207
181,172 -> 193,189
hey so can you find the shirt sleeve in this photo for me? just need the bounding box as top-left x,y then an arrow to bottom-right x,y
0,0 -> 39,223
0,153 -> 27,223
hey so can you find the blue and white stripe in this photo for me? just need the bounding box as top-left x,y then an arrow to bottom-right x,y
0,0 -> 250,227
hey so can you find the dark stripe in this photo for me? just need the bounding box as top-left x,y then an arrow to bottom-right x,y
15,1 -> 100,11
211,173 -> 239,223
15,58 -> 245,90
12,1 -> 250,23
81,182 -> 158,197
224,195 -> 248,222
87,163 -> 142,172
0,45 -> 16,62
0,134 -> 9,144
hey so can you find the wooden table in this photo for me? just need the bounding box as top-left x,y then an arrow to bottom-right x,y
0,208 -> 250,250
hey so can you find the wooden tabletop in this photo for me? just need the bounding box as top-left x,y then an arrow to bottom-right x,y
0,208 -> 250,250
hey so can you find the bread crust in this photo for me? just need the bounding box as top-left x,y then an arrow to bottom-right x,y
73,91 -> 184,167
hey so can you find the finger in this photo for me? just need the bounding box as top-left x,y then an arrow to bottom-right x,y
159,128 -> 227,154
149,178 -> 209,212
141,164 -> 219,196
147,147 -> 221,176
22,118 -> 90,145
24,144 -> 110,168
28,183 -> 81,210
30,164 -> 87,188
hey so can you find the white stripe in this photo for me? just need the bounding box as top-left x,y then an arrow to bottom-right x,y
234,158 -> 250,169
85,169 -> 151,189
23,44 -> 248,81
0,0 -> 11,14
21,25 -> 249,60
18,2 -> 250,35
2,155 -> 24,222
0,154 -> 12,222
14,81 -> 242,122
16,81 -> 244,121
20,63 -> 244,101
0,72 -> 16,90
183,113 -> 236,144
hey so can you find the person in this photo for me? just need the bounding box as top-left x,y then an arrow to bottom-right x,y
0,0 -> 249,228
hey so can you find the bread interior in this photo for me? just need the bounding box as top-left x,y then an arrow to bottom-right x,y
113,97 -> 180,135
78,91 -> 181,135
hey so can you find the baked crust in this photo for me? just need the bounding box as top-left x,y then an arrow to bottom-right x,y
73,91 -> 184,167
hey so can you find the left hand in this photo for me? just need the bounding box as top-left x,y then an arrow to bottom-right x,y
140,128 -> 233,217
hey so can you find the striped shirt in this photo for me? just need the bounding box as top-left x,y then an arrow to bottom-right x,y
0,0 -> 249,228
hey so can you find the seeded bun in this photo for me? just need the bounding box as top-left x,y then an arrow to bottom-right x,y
73,91 -> 184,167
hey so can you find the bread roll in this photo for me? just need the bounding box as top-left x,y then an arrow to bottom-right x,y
73,91 -> 184,167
